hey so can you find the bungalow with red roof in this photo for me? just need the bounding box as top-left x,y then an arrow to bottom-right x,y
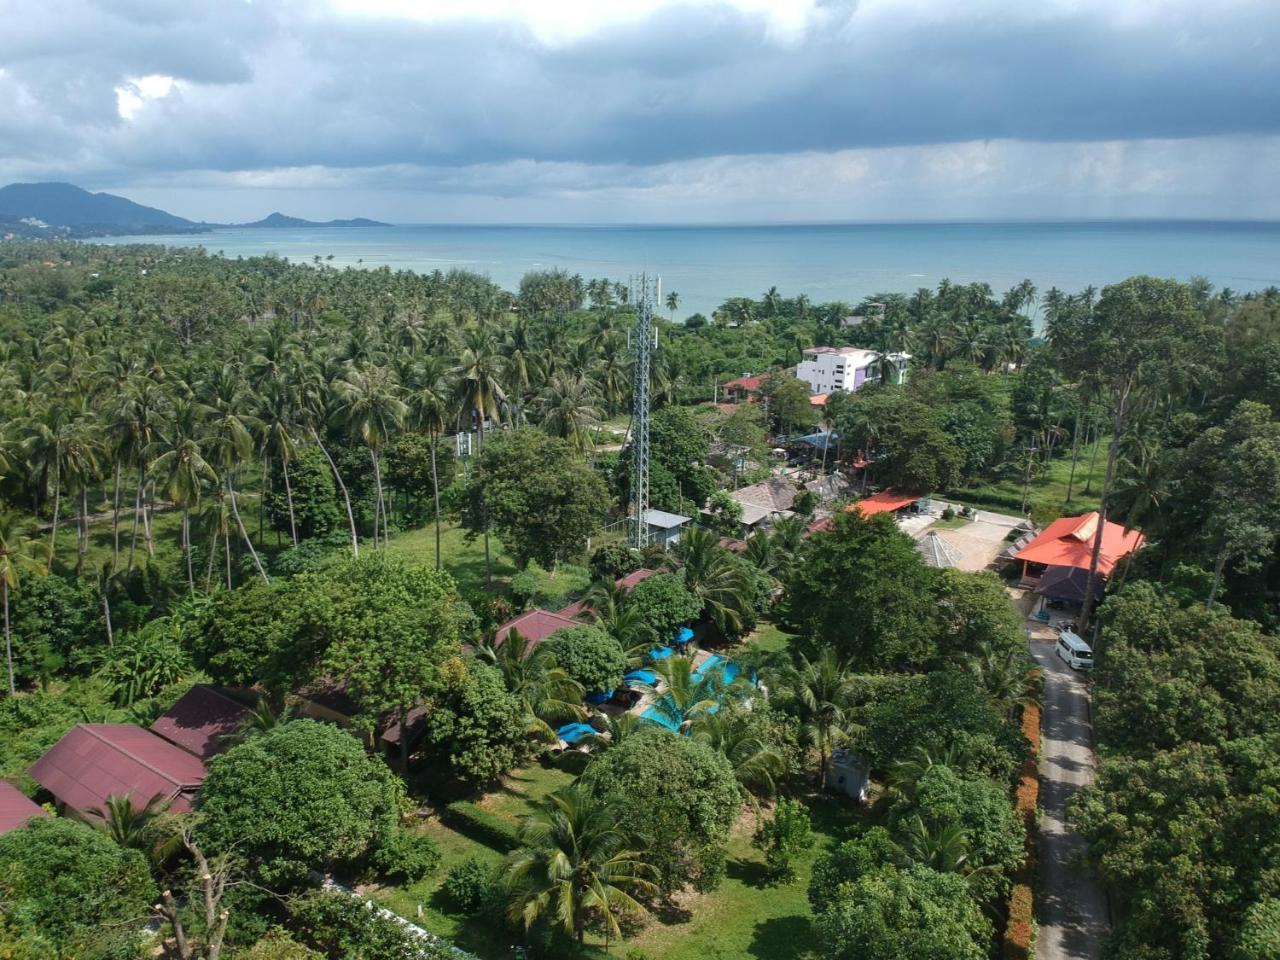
722,374 -> 765,401
0,781 -> 46,835
151,684 -> 254,761
1011,511 -> 1144,587
28,724 -> 207,818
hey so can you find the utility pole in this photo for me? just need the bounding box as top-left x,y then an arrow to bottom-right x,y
629,273 -> 659,549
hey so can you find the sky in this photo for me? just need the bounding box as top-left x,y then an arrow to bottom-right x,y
1,0 -> 1278,223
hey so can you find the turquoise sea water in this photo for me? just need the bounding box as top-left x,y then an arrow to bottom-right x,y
101,221 -> 1280,320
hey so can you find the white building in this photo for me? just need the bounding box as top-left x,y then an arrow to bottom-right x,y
794,346 -> 910,395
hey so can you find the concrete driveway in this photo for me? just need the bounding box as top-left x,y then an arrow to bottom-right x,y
1029,637 -> 1109,960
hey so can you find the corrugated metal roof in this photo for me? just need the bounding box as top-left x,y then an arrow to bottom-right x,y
494,608 -> 581,649
644,508 -> 691,529
151,685 -> 254,760
1012,511 -> 1144,576
29,724 -> 206,817
0,781 -> 46,835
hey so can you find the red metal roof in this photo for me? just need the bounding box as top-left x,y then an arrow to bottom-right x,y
0,781 -> 46,835
28,724 -> 206,817
723,374 -> 764,392
494,608 -> 582,649
151,685 -> 254,760
617,567 -> 658,591
1012,512 -> 1143,577
849,490 -> 919,517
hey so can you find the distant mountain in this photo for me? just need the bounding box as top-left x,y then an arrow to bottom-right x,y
0,182 -> 202,232
239,212 -> 390,228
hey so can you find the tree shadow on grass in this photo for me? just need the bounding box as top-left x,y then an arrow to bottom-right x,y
749,914 -> 814,960
726,856 -> 773,889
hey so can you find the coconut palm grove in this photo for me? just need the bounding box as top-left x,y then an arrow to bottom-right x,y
0,237 -> 1279,960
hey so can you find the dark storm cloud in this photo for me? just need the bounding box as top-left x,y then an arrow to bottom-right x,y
0,0 -> 1278,186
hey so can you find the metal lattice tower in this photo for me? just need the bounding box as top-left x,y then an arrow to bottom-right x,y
629,273 -> 659,548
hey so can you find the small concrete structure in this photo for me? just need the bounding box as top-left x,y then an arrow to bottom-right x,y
825,747 -> 871,803
644,508 -> 691,549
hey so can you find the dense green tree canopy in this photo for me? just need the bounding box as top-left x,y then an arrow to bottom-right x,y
813,864 -> 991,960
540,625 -> 626,695
198,719 -> 405,886
418,658 -> 527,787
626,570 -> 703,643
463,430 -> 610,569
585,728 -> 741,893
787,512 -> 942,669
0,815 -> 156,957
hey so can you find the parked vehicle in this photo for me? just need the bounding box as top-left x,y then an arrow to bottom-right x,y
1055,630 -> 1093,670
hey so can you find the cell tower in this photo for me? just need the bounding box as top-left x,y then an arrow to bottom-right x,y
629,273 -> 659,549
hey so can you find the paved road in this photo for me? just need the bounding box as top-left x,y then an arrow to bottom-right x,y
1029,638 -> 1109,960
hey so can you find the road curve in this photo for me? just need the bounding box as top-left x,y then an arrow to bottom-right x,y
1029,637 -> 1109,960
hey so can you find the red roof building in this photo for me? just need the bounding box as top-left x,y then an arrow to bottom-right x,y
555,568 -> 658,619
723,374 -> 765,395
493,608 -> 582,649
151,685 -> 254,760
850,490 -> 919,517
0,781 -> 46,835
1012,512 -> 1144,578
28,724 -> 206,818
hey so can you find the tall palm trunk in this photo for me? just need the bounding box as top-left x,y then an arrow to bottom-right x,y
111,460 -> 122,572
1080,381 -> 1131,631
370,448 -> 387,549
3,580 -> 13,696
1065,405 -> 1084,504
47,462 -> 61,565
1083,421 -> 1103,496
281,455 -> 299,546
76,483 -> 89,577
182,506 -> 195,593
311,428 -> 359,556
128,473 -> 142,572
101,589 -> 113,647
141,463 -> 155,557
228,478 -> 269,583
477,419 -> 492,590
430,431 -> 442,570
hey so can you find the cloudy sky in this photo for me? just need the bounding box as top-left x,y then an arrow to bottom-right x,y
1,0 -> 1278,223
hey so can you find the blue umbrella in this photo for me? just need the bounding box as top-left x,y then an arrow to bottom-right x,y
649,646 -> 673,661
675,626 -> 694,646
624,669 -> 658,686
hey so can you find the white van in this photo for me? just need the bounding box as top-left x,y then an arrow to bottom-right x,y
1055,630 -> 1093,670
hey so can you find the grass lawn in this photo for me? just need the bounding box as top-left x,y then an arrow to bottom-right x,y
928,515 -> 971,530
372,770 -> 867,960
741,621 -> 797,657
383,520 -> 520,593
948,438 -> 1108,525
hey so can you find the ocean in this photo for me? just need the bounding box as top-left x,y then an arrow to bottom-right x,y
100,220 -> 1280,321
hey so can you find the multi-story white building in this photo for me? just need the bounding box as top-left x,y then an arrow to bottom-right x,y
794,346 -> 910,395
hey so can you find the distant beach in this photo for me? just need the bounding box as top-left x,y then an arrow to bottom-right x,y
99,220 -> 1280,321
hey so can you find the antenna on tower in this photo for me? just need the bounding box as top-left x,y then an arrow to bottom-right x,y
629,273 -> 659,549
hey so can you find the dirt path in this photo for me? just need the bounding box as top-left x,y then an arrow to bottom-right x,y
1029,638 -> 1109,960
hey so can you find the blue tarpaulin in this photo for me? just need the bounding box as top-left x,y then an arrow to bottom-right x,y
649,646 -> 673,661
556,723 -> 596,744
795,431 -> 839,451
675,626 -> 694,645
584,689 -> 614,705
624,669 -> 658,686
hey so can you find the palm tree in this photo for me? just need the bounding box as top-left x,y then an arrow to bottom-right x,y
897,815 -> 973,874
540,373 -> 601,456
455,330 -> 507,589
783,649 -> 857,782
887,744 -> 969,801
333,365 -> 407,549
478,629 -> 585,740
0,512 -> 45,695
639,655 -> 738,733
297,367 -> 360,557
581,581 -> 651,656
255,378 -> 301,547
85,792 -> 171,849
672,526 -> 755,636
150,426 -> 217,594
200,366 -> 269,582
692,710 -> 785,798
665,291 -> 680,321
504,785 -> 658,946
968,646 -> 1042,720
228,698 -> 293,745
406,355 -> 453,569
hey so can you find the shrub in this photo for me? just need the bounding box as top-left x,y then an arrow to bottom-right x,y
1003,883 -> 1033,960
590,544 -> 641,581
754,796 -> 814,882
290,890 -> 478,960
627,571 -> 702,642
370,829 -> 442,884
444,801 -> 520,852
443,857 -> 498,912
941,506 -> 956,520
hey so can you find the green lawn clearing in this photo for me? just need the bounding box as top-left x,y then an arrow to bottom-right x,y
947,438 -> 1108,526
